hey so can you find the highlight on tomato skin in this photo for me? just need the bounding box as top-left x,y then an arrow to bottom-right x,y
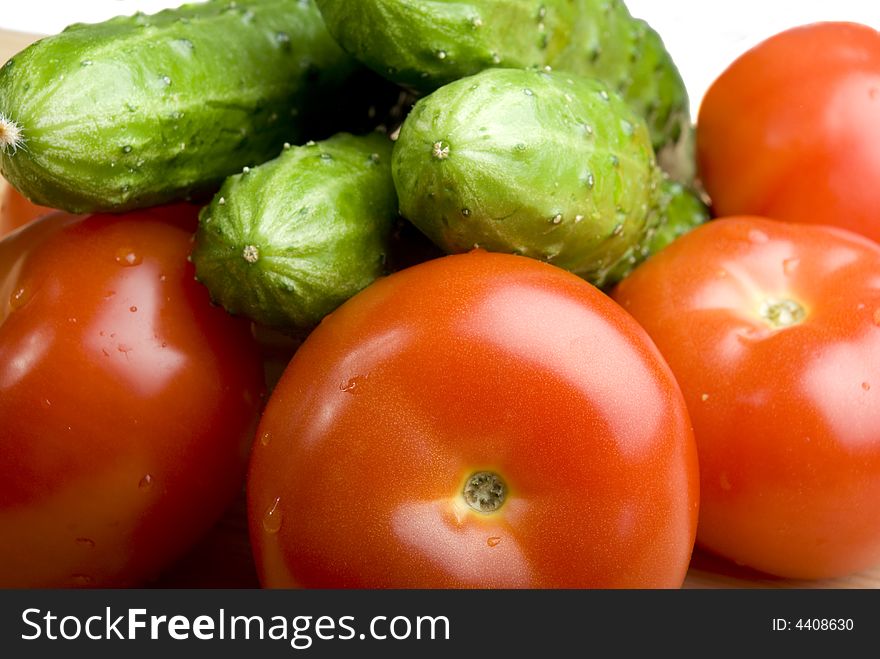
696,22 -> 880,243
248,250 -> 700,589
0,206 -> 266,588
613,216 -> 880,580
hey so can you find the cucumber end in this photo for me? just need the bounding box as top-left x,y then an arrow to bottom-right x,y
0,113 -> 24,154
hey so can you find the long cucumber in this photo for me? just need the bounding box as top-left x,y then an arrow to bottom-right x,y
315,0 -> 691,176
0,0 -> 389,212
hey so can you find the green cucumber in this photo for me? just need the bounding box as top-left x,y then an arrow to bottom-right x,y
392,68 -> 663,288
648,180 -> 710,255
315,0 -> 690,174
604,178 -> 710,285
192,132 -> 397,332
0,0 -> 392,212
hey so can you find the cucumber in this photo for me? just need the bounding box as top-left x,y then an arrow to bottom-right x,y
315,0 -> 690,173
192,132 -> 397,332
392,68 -> 663,288
648,180 -> 710,255
604,178 -> 710,285
0,0 -> 391,212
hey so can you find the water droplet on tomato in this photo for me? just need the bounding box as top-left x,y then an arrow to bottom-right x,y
719,473 -> 732,491
782,258 -> 799,275
138,474 -> 153,489
41,398 -> 51,409
71,574 -> 93,586
129,306 -> 138,313
260,432 -> 271,446
701,393 -> 710,402
9,286 -> 29,310
76,537 -> 95,548
862,382 -> 871,391
340,376 -> 367,393
115,248 -> 142,267
263,497 -> 283,534
487,537 -> 501,547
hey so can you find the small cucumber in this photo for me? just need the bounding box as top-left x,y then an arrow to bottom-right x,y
0,0 -> 391,212
192,132 -> 397,332
392,68 -> 663,288
316,0 -> 690,172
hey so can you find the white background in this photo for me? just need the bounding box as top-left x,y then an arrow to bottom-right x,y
1,0 -> 878,115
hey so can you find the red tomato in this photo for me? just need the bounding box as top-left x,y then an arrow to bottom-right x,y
249,251 -> 699,588
697,22 -> 880,242
613,217 -> 880,579
0,206 -> 265,587
0,177 -> 54,238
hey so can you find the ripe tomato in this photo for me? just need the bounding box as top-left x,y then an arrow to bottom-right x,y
249,250 -> 699,588
0,206 -> 265,587
613,217 -> 880,579
697,22 -> 880,242
0,177 -> 54,238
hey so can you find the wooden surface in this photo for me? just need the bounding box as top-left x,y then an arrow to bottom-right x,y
2,27 -> 879,591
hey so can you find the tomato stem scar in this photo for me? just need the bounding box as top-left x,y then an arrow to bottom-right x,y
760,297 -> 805,328
463,471 -> 506,513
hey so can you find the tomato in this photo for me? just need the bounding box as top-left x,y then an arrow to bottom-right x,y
0,206 -> 265,587
0,177 -> 54,238
613,216 -> 880,579
697,22 -> 880,242
248,250 -> 698,588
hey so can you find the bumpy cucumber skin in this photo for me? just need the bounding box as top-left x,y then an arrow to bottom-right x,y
315,0 -> 690,166
392,68 -> 662,288
0,0 -> 375,212
604,178 -> 710,285
648,180 -> 710,254
192,132 -> 397,332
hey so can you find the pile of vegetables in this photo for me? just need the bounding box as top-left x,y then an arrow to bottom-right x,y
0,0 -> 878,588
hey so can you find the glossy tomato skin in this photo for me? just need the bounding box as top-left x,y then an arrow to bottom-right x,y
0,206 -> 265,587
697,22 -> 880,242
249,251 -> 699,588
613,217 -> 880,579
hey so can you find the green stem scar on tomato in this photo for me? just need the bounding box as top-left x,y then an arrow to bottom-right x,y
248,250 -> 699,588
759,298 -> 805,329
463,472 -> 507,513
